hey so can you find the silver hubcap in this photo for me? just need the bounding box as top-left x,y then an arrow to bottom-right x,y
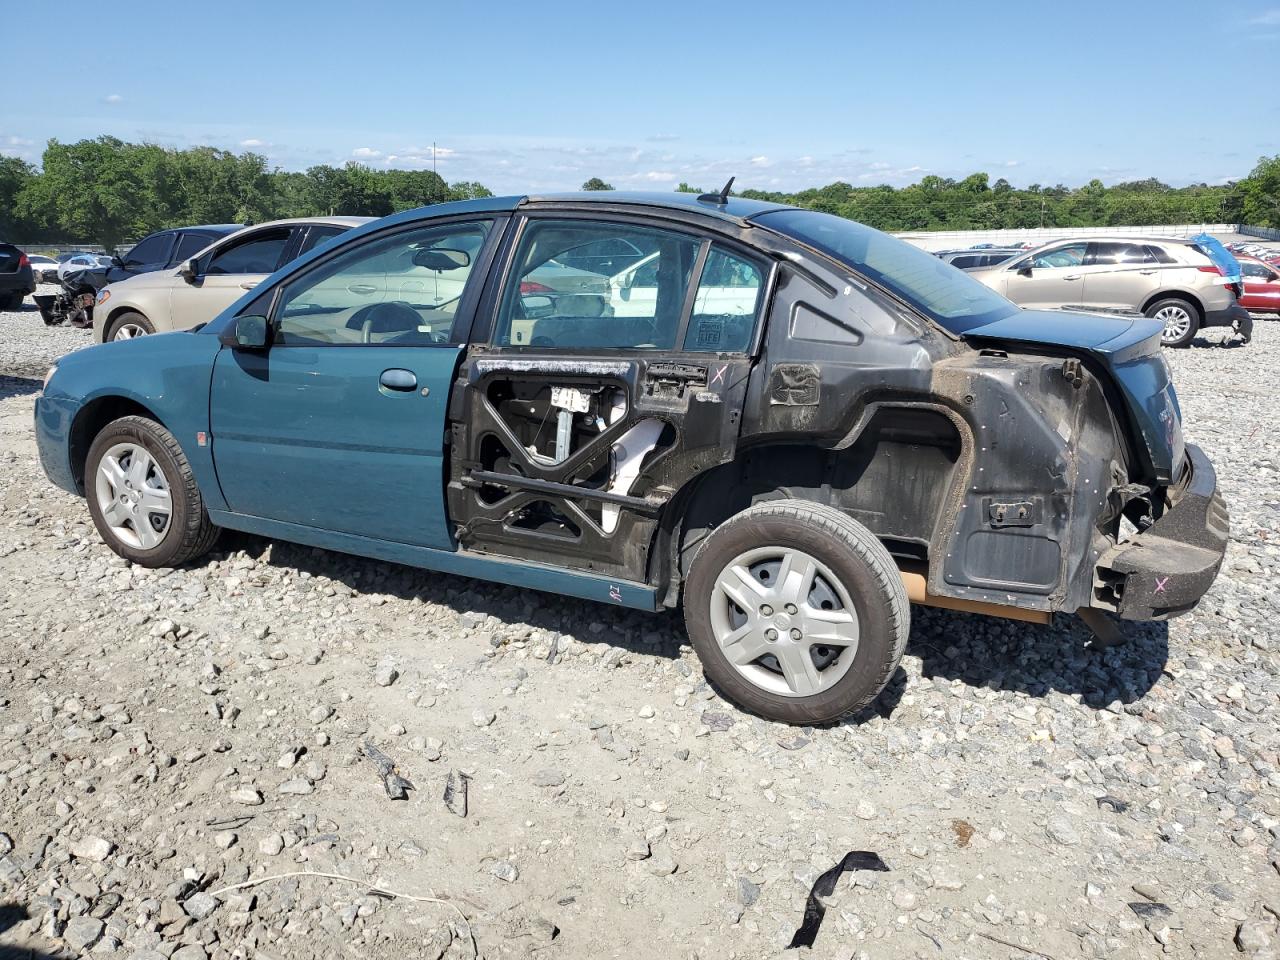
94,442 -> 172,550
710,546 -> 860,698
113,323 -> 147,341
1155,305 -> 1192,343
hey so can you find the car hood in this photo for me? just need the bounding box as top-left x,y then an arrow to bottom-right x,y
961,308 -> 1184,482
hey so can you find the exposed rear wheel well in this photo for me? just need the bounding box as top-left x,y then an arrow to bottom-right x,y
659,406 -> 964,605
69,397 -> 165,493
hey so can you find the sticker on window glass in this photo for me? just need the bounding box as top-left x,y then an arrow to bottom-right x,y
694,318 -> 723,347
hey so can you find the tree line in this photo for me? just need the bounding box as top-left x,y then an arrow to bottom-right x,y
0,137 -> 492,249
1,136 -> 1277,250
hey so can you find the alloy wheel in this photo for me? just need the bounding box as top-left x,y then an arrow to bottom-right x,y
113,322 -> 148,341
1155,305 -> 1192,344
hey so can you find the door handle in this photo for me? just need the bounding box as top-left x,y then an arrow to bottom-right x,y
379,368 -> 417,392
349,283 -> 378,295
1064,275 -> 1082,281
1139,269 -> 1156,275
239,281 -> 259,290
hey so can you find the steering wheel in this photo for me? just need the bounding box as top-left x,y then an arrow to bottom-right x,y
348,301 -> 422,344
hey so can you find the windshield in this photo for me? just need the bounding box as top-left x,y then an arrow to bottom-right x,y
754,209 -> 1018,333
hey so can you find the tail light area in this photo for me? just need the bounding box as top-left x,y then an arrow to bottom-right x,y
1196,263 -> 1241,298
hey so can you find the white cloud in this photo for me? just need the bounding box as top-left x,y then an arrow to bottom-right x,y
1249,7 -> 1280,24
351,146 -> 382,159
102,94 -> 123,104
1004,160 -> 1020,167
749,155 -> 771,167
239,138 -> 265,147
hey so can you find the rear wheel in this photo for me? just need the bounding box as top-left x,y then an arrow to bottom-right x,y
107,311 -> 155,341
1146,297 -> 1200,348
683,499 -> 909,725
85,416 -> 219,567
3,292 -> 23,309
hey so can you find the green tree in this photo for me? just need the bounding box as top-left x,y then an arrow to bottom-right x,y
0,156 -> 35,238
581,177 -> 613,191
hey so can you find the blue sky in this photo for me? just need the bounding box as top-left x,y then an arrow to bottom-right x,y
4,0 -> 1278,193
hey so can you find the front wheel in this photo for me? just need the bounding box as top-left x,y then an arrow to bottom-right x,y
683,500 -> 910,725
107,311 -> 155,341
85,416 -> 220,567
1146,298 -> 1200,348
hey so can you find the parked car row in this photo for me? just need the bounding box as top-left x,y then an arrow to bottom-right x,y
35,190 -> 1229,724
964,236 -> 1255,347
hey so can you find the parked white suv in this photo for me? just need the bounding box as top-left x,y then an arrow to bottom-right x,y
969,237 -> 1252,347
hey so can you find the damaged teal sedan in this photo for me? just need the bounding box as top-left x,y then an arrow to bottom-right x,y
35,190 -> 1227,724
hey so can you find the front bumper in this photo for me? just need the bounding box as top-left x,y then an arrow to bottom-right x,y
1094,443 -> 1227,620
34,393 -> 83,496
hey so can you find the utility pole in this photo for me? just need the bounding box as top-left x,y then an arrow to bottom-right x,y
433,142 -> 437,176
1040,198 -> 1046,229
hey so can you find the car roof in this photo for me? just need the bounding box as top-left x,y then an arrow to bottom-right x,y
523,190 -> 793,223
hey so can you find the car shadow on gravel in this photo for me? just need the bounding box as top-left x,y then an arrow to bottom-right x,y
903,605 -> 1169,710
211,532 -> 1167,719
0,902 -> 62,960
0,376 -> 41,401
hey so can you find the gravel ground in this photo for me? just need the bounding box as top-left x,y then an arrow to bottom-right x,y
1,294 -> 1278,960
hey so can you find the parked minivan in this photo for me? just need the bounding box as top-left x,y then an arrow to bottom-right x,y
969,237 -> 1252,347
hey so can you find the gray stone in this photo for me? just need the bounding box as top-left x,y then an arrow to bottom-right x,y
183,891 -> 219,921
1046,816 -> 1081,846
62,915 -> 104,951
533,768 -> 565,788
736,877 -> 761,907
70,836 -> 115,862
488,859 -> 519,883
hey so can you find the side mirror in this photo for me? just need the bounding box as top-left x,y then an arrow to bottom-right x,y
110,255 -> 125,268
220,314 -> 270,350
178,258 -> 200,283
412,247 -> 470,270
1017,263 -> 1034,277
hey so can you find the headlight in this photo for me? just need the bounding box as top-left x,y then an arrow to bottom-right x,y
42,364 -> 57,392
97,289 -> 111,305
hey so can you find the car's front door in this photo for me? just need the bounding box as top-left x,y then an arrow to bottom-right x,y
1002,242 -> 1088,309
170,227 -> 296,331
208,217 -> 501,547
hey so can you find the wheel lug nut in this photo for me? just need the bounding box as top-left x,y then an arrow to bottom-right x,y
760,604 -> 773,616
765,628 -> 778,642
785,603 -> 798,615
790,628 -> 802,641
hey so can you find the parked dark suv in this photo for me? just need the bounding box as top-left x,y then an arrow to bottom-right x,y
35,193 -> 1228,725
106,225 -> 242,285
0,243 -> 37,309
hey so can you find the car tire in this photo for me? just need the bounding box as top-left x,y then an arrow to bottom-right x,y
1146,297 -> 1200,348
106,311 -> 155,341
85,416 -> 220,568
683,499 -> 909,725
3,292 -> 23,309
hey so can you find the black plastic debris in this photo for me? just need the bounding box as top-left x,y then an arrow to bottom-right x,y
787,851 -> 889,949
1096,795 -> 1130,813
362,741 -> 414,800
444,769 -> 470,817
